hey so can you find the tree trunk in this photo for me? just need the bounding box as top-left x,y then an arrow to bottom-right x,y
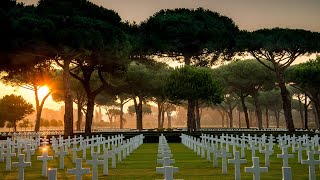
133,96 -> 143,130
120,100 -> 124,129
297,95 -> 304,129
265,108 -> 269,128
253,93 -> 263,129
13,120 -> 17,132
218,110 -> 225,128
84,96 -> 95,134
63,59 -> 74,136
275,111 -> 280,128
238,110 -> 241,128
187,99 -> 195,132
161,110 -> 165,129
312,104 -> 320,129
240,95 -> 250,128
304,94 -> 308,129
195,100 -> 201,130
167,111 -> 172,128
312,100 -> 320,129
276,71 -> 295,131
228,110 -> 233,128
76,102 -> 82,131
34,86 -> 40,132
157,101 -> 163,129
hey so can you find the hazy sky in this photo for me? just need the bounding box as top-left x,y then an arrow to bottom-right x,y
19,0 -> 320,32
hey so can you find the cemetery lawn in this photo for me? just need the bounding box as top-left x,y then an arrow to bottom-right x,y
0,143 -> 319,179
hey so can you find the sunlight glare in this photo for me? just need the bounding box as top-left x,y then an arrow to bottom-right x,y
38,86 -> 50,99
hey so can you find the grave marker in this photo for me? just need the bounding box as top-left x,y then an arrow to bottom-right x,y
12,154 -> 31,180
245,157 -> 268,180
67,158 -> 90,180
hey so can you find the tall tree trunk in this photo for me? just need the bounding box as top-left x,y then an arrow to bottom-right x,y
238,110 -> 241,128
184,55 -> 196,132
253,94 -> 263,129
312,100 -> 320,129
240,95 -> 250,128
275,111 -> 280,128
157,101 -> 163,129
265,108 -> 269,128
161,110 -> 165,129
218,110 -> 225,128
249,111 -> 253,127
187,99 -> 195,132
133,96 -> 143,130
14,120 -> 17,132
304,94 -> 308,129
228,110 -> 233,128
120,100 -> 124,129
137,97 -> 143,130
76,102 -> 82,131
195,100 -> 201,130
63,59 -> 74,136
34,86 -> 40,132
167,111 -> 172,128
34,86 -> 51,132
297,95 -> 304,129
276,71 -> 295,131
85,96 -> 95,134
312,103 -> 320,129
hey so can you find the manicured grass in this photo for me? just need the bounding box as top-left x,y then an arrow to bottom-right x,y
0,143 -> 318,179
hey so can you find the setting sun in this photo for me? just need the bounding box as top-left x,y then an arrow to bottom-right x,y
38,86 -> 50,99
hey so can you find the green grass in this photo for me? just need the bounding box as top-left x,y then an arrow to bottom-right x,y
0,143 -> 318,179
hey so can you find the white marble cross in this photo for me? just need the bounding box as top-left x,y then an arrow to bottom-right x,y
260,144 -> 274,167
157,150 -> 173,158
228,151 -> 247,180
156,166 -> 179,180
245,157 -> 268,180
277,147 -> 294,167
16,142 -> 23,157
12,154 -> 31,180
41,136 -> 50,147
157,157 -> 175,166
238,140 -> 247,158
56,145 -> 67,169
37,148 -> 53,177
98,148 -> 111,175
23,144 -> 35,162
67,158 -> 90,180
81,142 -> 88,160
218,147 -> 232,174
210,144 -> 219,168
294,143 -> 305,163
301,151 -> 320,180
4,146 -> 16,171
87,152 -> 103,179
0,143 -> 5,162
72,142 -> 77,163
247,143 -> 259,158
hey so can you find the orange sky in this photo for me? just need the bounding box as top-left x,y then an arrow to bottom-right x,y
5,0 -> 320,111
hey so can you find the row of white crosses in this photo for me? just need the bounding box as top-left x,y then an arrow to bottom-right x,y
181,133 -> 320,180
0,134 -> 144,180
156,134 -> 179,180
64,134 -> 144,180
